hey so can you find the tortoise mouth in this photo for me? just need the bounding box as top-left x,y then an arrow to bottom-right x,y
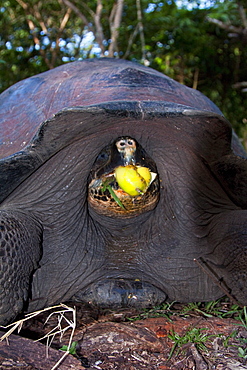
88,136 -> 160,218
88,175 -> 159,217
73,278 -> 167,308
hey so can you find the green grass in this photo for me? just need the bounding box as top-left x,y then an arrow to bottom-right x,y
60,341 -> 78,355
127,301 -> 176,321
167,327 -> 216,359
126,297 -> 247,362
235,306 -> 247,329
128,297 -> 246,322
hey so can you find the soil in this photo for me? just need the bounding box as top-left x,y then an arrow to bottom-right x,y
0,300 -> 247,370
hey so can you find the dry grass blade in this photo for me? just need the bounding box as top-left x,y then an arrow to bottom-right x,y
0,303 -> 77,370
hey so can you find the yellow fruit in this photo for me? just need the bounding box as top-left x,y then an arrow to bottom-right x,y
136,166 -> 151,185
114,165 -> 148,196
114,165 -> 154,196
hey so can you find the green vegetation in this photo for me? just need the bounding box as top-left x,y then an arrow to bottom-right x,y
128,298 -> 246,322
168,327 -> 216,359
102,177 -> 126,210
127,298 -> 247,361
238,340 -> 247,360
60,341 -> 78,355
236,305 -> 247,329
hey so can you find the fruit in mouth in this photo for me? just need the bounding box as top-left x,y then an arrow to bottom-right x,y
114,165 -> 156,196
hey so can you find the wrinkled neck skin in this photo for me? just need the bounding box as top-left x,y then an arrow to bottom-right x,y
87,203 -> 167,295
88,204 -> 152,262
87,134 -> 160,277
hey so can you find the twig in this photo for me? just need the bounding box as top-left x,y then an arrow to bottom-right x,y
94,0 -> 105,56
123,24 -> 139,59
190,343 -> 208,370
108,0 -> 124,57
206,16 -> 243,34
194,258 -> 243,307
136,0 -> 146,62
0,303 -> 77,370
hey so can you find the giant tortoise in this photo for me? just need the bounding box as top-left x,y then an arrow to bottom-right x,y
0,58 -> 246,325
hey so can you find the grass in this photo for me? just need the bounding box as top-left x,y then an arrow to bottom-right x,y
127,301 -> 176,321
167,327 -> 216,360
235,305 -> 247,329
1,297 -> 246,365
231,306 -> 247,361
127,297 -> 246,322
127,297 -> 247,362
60,340 -> 78,355
238,339 -> 247,360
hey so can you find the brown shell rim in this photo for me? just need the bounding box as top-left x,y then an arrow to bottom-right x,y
0,100 -> 228,203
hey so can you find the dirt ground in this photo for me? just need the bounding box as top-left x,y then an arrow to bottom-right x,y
0,300 -> 247,370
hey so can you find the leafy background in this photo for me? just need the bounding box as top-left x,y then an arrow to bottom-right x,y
1,0 -> 246,147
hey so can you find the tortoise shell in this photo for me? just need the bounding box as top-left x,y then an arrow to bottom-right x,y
0,59 -> 246,322
1,58 -> 239,205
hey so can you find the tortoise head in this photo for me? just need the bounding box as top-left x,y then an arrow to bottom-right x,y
88,136 -> 159,217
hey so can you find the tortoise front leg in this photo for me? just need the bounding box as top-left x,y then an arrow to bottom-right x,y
0,210 -> 42,325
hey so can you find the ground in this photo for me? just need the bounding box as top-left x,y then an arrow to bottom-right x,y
0,299 -> 247,370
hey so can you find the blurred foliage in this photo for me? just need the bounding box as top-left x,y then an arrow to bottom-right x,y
0,0 -> 246,144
